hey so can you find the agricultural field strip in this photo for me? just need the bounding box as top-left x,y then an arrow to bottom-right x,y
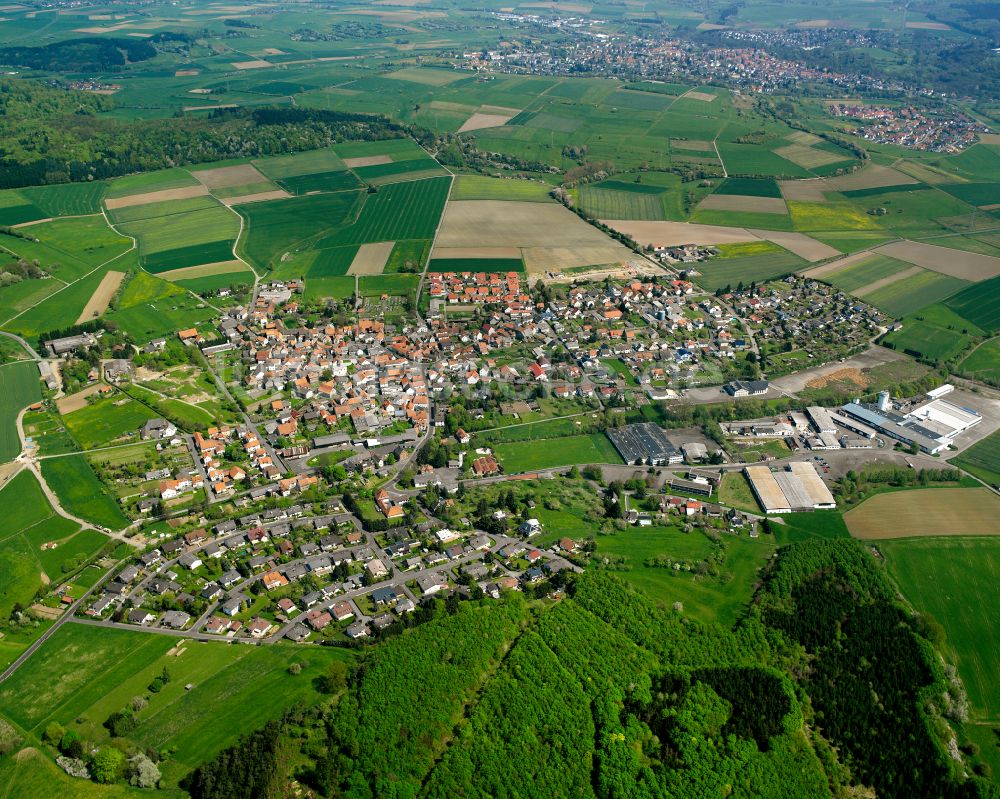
0,219 -> 137,328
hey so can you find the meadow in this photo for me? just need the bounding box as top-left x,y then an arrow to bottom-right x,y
953,430 -> 1000,487
882,537 -> 1000,723
0,623 -> 355,786
884,320 -> 972,362
0,749 -> 176,799
450,176 -> 553,202
40,455 -> 129,530
578,180 -> 670,221
62,394 -> 157,450
957,338 -> 1000,383
493,432 -> 623,472
0,359 -> 41,461
595,525 -> 777,626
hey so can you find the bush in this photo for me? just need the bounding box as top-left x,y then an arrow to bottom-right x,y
127,753 -> 161,788
43,721 -> 66,745
90,746 -> 125,784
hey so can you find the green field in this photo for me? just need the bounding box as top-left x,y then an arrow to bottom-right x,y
40,455 -> 129,530
788,201 -> 883,231
884,318 -> 972,362
252,147 -> 346,179
716,177 -> 782,197
493,432 -> 623,472
450,176 -> 553,202
694,251 -> 806,291
0,748 -> 174,799
427,257 -> 524,273
119,205 -> 239,269
946,275 -> 1000,333
823,254 -> 913,294
20,182 -> 106,217
0,623 -> 355,786
0,359 -> 41,461
353,158 -> 446,184
316,177 -> 451,248
863,269 -> 969,318
62,395 -> 157,450
385,240 -> 431,274
939,182 -> 1000,206
595,526 -> 777,626
882,537 -> 1000,723
578,181 -> 667,220
237,191 -> 363,270
958,338 -> 1000,383
954,429 -> 1000,487
276,170 -> 361,195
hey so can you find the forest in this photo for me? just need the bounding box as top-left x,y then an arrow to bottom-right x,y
177,540 -> 1000,799
0,79 -> 409,188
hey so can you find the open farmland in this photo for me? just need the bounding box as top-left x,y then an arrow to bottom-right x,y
882,537 -> 1000,723
861,269 -> 968,318
946,276 -> 1000,333
957,339 -> 1000,383
823,164 -> 918,191
953,429 -> 1000,486
579,180 -> 670,220
715,177 -> 782,197
40,455 -> 128,530
317,177 -> 451,248
436,200 -> 633,275
19,182 -> 106,217
493,433 -> 623,472
237,191 -> 363,270
874,240 -> 1000,282
820,254 -> 914,293
0,360 -> 41,461
694,251 -> 806,291
117,204 -> 240,273
450,176 -> 553,202
845,488 -> 1000,539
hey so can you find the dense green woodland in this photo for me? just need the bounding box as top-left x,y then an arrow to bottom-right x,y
0,79 -> 409,188
182,541 -> 998,799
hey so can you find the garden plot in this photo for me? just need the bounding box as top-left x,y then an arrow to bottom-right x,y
875,240 -> 1000,282
435,201 -> 634,275
347,241 -> 395,275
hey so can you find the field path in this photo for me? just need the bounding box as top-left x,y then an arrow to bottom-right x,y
713,139 -> 728,177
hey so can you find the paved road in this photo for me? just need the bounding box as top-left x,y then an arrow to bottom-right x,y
0,330 -> 42,361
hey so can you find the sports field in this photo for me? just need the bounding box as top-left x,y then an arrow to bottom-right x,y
0,623 -> 355,787
0,360 -> 41,461
40,455 -> 129,530
845,488 -> 1000,539
493,432 -> 623,472
882,537 -> 1000,722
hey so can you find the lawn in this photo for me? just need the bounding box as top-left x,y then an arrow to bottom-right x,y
0,748 -> 176,799
40,455 -> 129,530
62,395 -> 158,450
0,623 -> 355,786
595,525 -> 777,626
493,433 -> 623,472
954,429 -> 1000,487
602,357 -> 638,385
718,472 -> 762,514
881,537 -> 1000,723
0,359 -> 41,461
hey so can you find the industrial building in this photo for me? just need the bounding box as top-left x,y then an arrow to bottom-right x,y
606,423 -> 682,465
744,462 -> 836,514
837,391 -> 981,455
